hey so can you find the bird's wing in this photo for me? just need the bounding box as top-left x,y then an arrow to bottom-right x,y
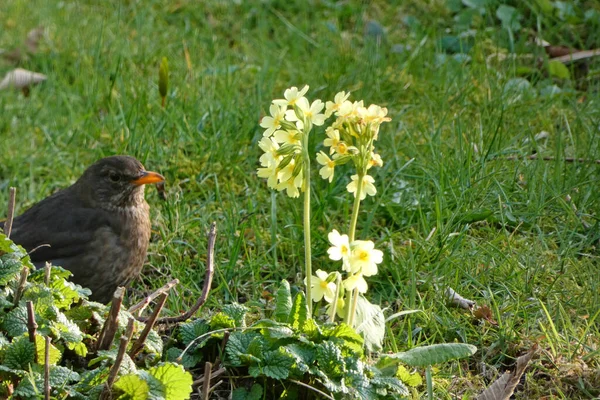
5,189 -> 119,264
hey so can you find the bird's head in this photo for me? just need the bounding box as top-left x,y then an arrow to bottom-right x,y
76,156 -> 165,209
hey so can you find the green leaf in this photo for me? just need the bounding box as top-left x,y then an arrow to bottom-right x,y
2,305 -> 30,337
143,329 -> 163,354
0,235 -> 27,285
548,60 -> 571,80
35,335 -> 61,365
149,362 -> 193,400
165,347 -> 202,369
261,348 -> 294,379
179,318 -> 210,346
158,57 -> 169,99
326,323 -> 364,355
289,292 -> 308,331
67,341 -> 89,357
4,335 -> 35,370
210,312 -> 236,329
226,331 -> 261,366
285,343 -> 316,373
115,374 -> 149,400
316,341 -> 345,378
275,280 -> 293,322
388,343 -> 477,367
232,384 -> 263,400
496,5 -> 522,31
396,365 -> 423,387
222,303 -> 248,327
353,295 -> 385,352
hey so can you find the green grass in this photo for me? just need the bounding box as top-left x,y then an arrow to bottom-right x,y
1,0 -> 600,398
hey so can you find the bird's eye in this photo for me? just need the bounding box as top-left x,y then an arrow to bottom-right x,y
108,172 -> 121,182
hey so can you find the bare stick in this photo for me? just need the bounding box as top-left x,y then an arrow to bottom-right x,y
44,262 -> 52,286
129,278 -> 179,314
155,222 -> 217,324
96,287 -> 125,351
14,266 -> 29,305
44,336 -> 51,400
26,301 -> 38,360
192,367 -> 226,386
101,318 -> 135,400
129,293 -> 168,358
4,187 -> 16,239
201,361 -> 212,400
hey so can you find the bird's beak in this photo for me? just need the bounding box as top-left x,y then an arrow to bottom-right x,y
131,171 -> 165,186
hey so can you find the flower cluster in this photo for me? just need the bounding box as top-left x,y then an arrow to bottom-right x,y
308,229 -> 383,317
318,92 -> 390,200
257,86 -> 325,198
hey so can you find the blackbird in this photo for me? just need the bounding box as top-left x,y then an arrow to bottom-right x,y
0,156 -> 164,303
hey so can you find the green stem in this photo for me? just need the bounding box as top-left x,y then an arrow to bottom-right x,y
348,174 -> 363,242
426,365 -> 433,400
344,173 -> 363,325
329,274 -> 341,323
302,136 -> 313,315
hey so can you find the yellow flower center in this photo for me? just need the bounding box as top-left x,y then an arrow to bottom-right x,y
327,160 -> 335,168
358,250 -> 369,261
336,142 -> 348,154
320,281 -> 328,289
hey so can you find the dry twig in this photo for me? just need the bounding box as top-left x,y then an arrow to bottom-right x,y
129,278 -> 179,314
201,361 -> 212,400
155,222 -> 217,324
44,336 -> 51,400
96,287 -> 125,351
14,266 -> 29,305
192,367 -> 226,386
129,293 -> 168,357
26,301 -> 38,361
100,318 -> 135,400
44,262 -> 52,285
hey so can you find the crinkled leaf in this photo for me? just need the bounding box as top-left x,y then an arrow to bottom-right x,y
253,319 -> 294,341
226,331 -> 261,366
165,347 -> 202,369
289,292 -> 307,331
114,374 -> 149,400
285,343 -> 315,373
371,375 -> 409,396
326,323 -> 364,355
396,364 -> 423,387
316,341 -> 345,378
143,329 -> 163,354
2,305 -> 29,337
388,343 -> 477,367
179,318 -> 210,346
354,295 -> 385,352
210,312 -> 236,329
4,335 -> 35,370
261,348 -> 294,379
67,341 -> 89,357
275,280 -> 293,323
222,303 -> 248,327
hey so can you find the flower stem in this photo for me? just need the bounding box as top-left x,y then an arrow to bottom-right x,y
344,173 -> 363,325
302,137 -> 313,315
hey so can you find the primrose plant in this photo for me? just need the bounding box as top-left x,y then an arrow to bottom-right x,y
258,85 -> 390,348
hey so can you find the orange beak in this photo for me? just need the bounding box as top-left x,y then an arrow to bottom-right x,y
131,171 -> 165,186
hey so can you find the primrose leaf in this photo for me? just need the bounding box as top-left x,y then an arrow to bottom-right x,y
354,295 -> 385,352
316,341 -> 345,378
326,323 -> 364,355
222,303 -> 248,327
261,348 -> 294,379
388,343 -> 477,367
210,312 -> 236,330
274,280 -> 293,322
289,292 -> 308,331
4,335 -> 35,370
179,318 -> 210,346
226,331 -> 261,366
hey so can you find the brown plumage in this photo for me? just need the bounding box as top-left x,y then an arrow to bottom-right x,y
0,156 -> 164,303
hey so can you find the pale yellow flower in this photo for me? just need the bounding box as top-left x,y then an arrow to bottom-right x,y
325,91 -> 351,117
257,163 -> 279,189
358,104 -> 391,125
349,240 -> 382,276
260,104 -> 287,137
316,151 -> 335,182
276,173 -> 302,198
277,158 -> 296,182
323,127 -> 341,153
258,137 -> 280,167
273,129 -> 301,146
343,273 -> 368,293
304,269 -> 336,303
285,97 -> 326,127
346,174 -> 377,200
273,85 -> 310,107
367,152 -> 383,169
338,100 -> 363,119
327,229 -> 351,271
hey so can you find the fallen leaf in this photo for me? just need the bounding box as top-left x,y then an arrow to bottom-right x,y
446,287 -> 475,310
473,305 -> 498,325
476,345 -> 538,400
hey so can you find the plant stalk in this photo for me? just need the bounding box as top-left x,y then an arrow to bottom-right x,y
302,135 -> 313,314
344,173 -> 363,324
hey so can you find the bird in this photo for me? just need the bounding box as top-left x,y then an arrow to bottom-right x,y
0,155 -> 165,303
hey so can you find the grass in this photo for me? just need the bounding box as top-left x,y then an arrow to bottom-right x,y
1,0 -> 599,398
